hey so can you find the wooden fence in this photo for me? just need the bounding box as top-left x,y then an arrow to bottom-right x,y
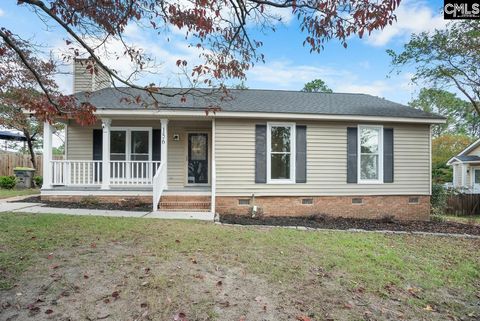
446,193 -> 480,216
0,153 -> 63,177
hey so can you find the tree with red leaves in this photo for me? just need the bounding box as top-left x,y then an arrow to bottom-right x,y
0,44 -> 70,168
1,0 -> 401,124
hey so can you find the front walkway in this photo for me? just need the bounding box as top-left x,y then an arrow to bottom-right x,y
0,195 -> 214,221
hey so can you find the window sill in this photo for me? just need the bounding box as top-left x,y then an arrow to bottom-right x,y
357,180 -> 384,185
266,179 -> 296,184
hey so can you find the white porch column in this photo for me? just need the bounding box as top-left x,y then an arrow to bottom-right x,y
101,118 -> 111,189
161,119 -> 168,189
42,121 -> 53,189
461,164 -> 468,190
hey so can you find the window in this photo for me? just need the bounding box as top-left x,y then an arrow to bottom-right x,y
111,131 -> 126,160
267,123 -> 295,183
238,199 -> 250,206
358,125 -> 383,183
131,131 -> 149,161
110,128 -> 152,161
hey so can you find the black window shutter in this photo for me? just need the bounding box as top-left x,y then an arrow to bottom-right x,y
255,124 -> 267,183
92,129 -> 103,160
296,125 -> 307,183
383,128 -> 394,183
152,129 -> 161,161
347,127 -> 358,183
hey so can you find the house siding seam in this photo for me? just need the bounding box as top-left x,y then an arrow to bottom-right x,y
215,119 -> 431,196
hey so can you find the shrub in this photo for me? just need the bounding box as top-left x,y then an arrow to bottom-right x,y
430,214 -> 446,222
33,176 -> 43,188
0,176 -> 17,189
431,184 -> 447,215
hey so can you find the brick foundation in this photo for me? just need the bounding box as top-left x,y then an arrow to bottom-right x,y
41,194 -> 430,220
216,195 -> 430,221
41,195 -> 151,204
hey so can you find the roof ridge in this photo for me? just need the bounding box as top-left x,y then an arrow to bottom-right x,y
95,86 -> 379,96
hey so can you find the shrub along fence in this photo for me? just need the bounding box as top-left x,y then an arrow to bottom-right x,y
446,193 -> 480,216
0,153 -> 63,177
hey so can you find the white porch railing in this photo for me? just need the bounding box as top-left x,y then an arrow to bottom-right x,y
152,162 -> 167,209
50,160 -> 161,186
51,160 -> 102,185
110,161 -> 161,185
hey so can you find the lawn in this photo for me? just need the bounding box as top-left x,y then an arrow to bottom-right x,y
0,213 -> 479,321
0,188 -> 39,199
444,215 -> 480,225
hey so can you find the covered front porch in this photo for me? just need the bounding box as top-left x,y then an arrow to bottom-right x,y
41,117 -> 215,210
450,156 -> 480,194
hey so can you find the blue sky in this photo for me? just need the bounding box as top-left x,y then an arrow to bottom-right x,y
0,0 -> 446,105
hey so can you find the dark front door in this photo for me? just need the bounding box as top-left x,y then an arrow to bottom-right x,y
187,133 -> 208,184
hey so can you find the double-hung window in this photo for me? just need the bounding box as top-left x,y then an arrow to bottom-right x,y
358,125 -> 383,184
267,123 -> 295,183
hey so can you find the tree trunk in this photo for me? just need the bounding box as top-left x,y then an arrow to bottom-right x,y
24,132 -> 37,169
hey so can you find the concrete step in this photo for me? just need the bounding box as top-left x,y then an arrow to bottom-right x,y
146,211 -> 214,220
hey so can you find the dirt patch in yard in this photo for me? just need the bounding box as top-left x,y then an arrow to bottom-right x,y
2,241 -> 475,321
13,196 -> 152,212
220,214 -> 480,236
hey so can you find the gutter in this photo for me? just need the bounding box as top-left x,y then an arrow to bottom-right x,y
93,109 -> 447,124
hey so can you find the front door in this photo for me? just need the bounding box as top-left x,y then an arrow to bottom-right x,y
187,133 -> 208,184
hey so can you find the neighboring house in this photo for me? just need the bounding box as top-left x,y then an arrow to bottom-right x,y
447,138 -> 480,193
40,59 -> 445,220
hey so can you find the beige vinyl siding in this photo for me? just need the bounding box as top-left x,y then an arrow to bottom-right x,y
73,60 -> 110,93
453,164 -> 462,188
73,62 -> 93,93
66,119 -> 211,188
468,145 -> 480,156
215,119 -> 431,196
166,121 -> 211,188
66,122 -> 99,160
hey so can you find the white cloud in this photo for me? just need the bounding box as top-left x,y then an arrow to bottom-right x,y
366,0 -> 446,47
334,81 -> 391,97
247,60 -> 352,89
0,8 -> 5,17
246,59 -> 418,101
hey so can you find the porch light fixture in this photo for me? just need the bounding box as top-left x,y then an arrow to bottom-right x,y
173,134 -> 180,141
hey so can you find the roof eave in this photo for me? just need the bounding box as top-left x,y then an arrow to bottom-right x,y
93,108 -> 446,124
458,138 -> 480,156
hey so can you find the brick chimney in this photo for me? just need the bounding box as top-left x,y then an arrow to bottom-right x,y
73,58 -> 111,93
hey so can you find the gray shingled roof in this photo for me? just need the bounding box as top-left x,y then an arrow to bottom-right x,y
456,155 -> 480,162
76,87 -> 444,120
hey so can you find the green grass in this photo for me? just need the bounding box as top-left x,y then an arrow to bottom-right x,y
0,188 -> 39,199
1,212 -> 478,296
444,215 -> 480,225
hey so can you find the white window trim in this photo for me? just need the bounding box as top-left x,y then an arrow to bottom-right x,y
266,122 -> 296,184
110,127 -> 153,162
357,125 -> 383,184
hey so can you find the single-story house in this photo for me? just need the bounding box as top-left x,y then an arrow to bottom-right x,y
40,59 -> 445,220
447,138 -> 480,193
